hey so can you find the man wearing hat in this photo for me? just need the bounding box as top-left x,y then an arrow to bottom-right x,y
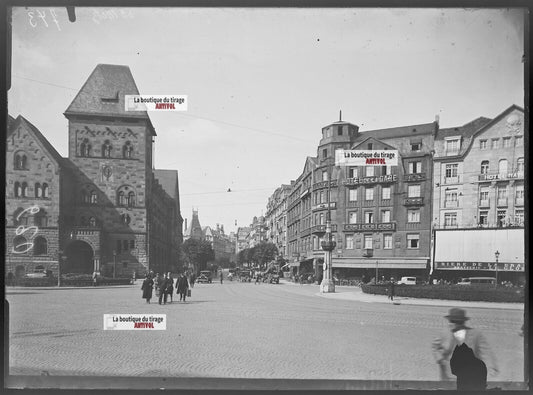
431,308 -> 498,382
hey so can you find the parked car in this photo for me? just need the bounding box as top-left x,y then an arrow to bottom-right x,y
397,276 -> 422,285
239,270 -> 252,282
269,273 -> 280,284
196,270 -> 213,283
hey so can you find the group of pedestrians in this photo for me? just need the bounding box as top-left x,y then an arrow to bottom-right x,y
141,271 -> 190,304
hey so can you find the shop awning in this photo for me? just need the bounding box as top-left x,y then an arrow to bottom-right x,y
332,257 -> 428,270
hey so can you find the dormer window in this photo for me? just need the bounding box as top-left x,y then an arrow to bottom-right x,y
445,137 -> 461,156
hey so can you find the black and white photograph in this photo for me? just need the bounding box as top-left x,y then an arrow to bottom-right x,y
3,4 -> 528,391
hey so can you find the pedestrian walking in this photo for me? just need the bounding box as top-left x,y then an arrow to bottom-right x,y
92,271 -> 98,287
158,274 -> 169,305
141,274 -> 154,303
154,273 -> 161,298
176,272 -> 189,302
431,308 -> 498,385
388,277 -> 395,301
166,272 -> 174,303
190,272 -> 196,288
220,271 -> 223,284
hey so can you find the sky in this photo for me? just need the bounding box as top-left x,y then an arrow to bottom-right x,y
8,7 -> 525,234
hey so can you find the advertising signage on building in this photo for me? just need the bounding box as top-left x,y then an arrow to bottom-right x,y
343,222 -> 396,232
335,149 -> 399,166
343,174 -> 398,186
436,261 -> 524,272
478,172 -> 524,181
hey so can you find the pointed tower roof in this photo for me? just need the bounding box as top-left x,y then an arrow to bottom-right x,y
64,64 -> 155,134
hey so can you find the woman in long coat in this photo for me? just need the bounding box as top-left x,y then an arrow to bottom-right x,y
141,274 -> 154,303
176,273 -> 189,302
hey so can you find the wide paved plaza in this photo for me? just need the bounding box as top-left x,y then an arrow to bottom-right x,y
6,280 -> 525,386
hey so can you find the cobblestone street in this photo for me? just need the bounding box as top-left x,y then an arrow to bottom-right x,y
6,281 -> 524,383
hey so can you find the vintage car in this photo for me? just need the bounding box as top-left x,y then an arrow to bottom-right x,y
196,270 -> 213,284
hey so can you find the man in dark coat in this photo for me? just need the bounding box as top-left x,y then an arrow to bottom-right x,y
158,275 -> 169,305
450,342 -> 487,390
176,273 -> 189,302
141,274 -> 154,303
388,277 -> 395,301
166,272 -> 174,303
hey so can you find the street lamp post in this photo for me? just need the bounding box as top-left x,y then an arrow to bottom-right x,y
320,164 -> 335,293
57,249 -> 62,287
494,250 -> 500,287
113,250 -> 117,279
375,260 -> 378,285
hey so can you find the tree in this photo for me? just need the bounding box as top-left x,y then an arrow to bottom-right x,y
251,242 -> 278,269
182,238 -> 215,273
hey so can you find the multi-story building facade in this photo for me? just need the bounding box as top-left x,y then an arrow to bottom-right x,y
432,105 -> 525,284
5,64 -> 183,279
235,226 -> 251,254
264,184 -> 291,260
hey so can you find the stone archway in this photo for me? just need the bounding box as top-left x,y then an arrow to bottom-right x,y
65,240 -> 94,274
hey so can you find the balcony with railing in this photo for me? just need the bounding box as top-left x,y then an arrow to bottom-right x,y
403,173 -> 426,182
497,198 -> 508,207
362,199 -> 376,207
444,200 -> 459,208
479,199 -> 490,207
347,200 -> 359,208
443,175 -> 461,185
381,199 -> 392,207
403,197 -> 424,206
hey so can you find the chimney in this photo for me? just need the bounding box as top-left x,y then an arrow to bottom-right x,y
434,114 -> 440,136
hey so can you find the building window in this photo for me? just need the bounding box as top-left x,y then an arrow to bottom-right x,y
498,159 -> 508,176
13,236 -> 28,253
516,158 -> 524,173
319,213 -> 324,225
364,211 -> 374,224
382,186 -> 391,200
365,187 -> 374,201
33,236 -> 47,255
348,211 -> 357,224
129,240 -> 135,249
444,212 -> 457,227
367,143 -> 373,150
102,140 -> 112,158
497,210 -> 506,227
346,235 -> 354,249
515,209 -> 524,226
90,191 -> 98,204
515,184 -> 524,204
80,138 -> 91,157
503,137 -> 512,148
411,142 -> 421,151
89,217 -> 97,227
407,209 -> 420,223
322,170 -> 328,181
445,163 -> 459,181
497,186 -> 507,206
14,182 -> 21,198
479,187 -> 489,205
407,234 -> 419,249
445,189 -> 458,207
34,183 -> 41,198
14,153 -> 28,170
480,161 -> 489,175
408,184 -> 420,198
127,191 -> 135,207
366,166 -> 374,177
363,235 -> 373,249
322,149 -> 327,159
515,136 -> 523,147
381,166 -> 392,176
408,161 -> 421,174
383,234 -> 392,249
118,191 -> 125,206
21,182 -> 28,197
348,188 -> 357,202
491,138 -> 499,149
123,240 -> 129,251
479,139 -> 487,149
445,139 -> 460,155
348,167 -> 358,178
123,141 -> 134,158
381,210 -> 390,223
337,126 -> 343,136
42,183 -> 49,198
479,210 -> 488,226
34,211 -> 48,227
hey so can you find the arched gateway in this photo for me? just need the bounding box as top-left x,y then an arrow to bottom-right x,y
65,240 -> 94,274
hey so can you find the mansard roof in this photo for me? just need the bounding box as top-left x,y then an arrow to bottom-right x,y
64,64 -> 156,135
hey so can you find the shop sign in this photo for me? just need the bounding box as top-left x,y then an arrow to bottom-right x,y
435,261 -> 524,271
343,174 -> 397,186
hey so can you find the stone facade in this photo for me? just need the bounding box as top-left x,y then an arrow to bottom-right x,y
5,64 -> 183,280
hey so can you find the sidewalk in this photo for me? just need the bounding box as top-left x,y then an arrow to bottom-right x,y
281,279 -> 523,310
